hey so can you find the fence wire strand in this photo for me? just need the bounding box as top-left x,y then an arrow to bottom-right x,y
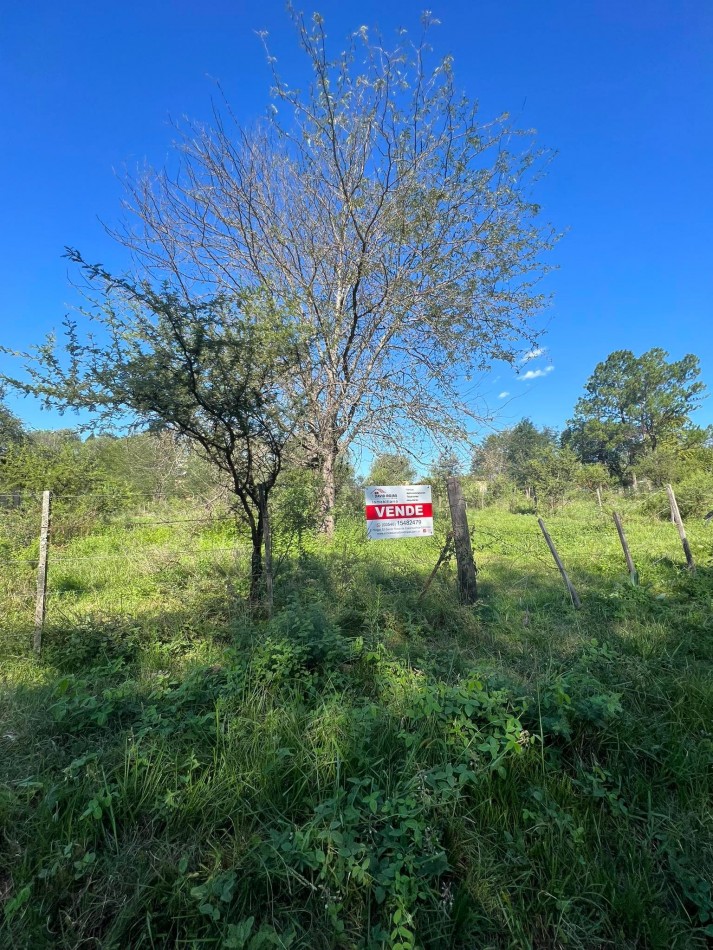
0,546 -> 247,567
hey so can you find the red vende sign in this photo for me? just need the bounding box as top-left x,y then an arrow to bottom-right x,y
365,503 -> 434,521
364,485 -> 433,540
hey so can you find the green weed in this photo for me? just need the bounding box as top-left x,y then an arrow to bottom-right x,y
1,500 -> 711,946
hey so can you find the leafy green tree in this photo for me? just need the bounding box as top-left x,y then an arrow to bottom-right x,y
0,429 -> 104,497
633,425 -> 713,487
575,462 -> 612,492
113,11 -> 555,533
86,431 -> 221,500
3,262 -> 302,602
0,429 -> 131,541
566,349 -> 706,480
367,453 -> 418,487
0,392 -> 24,457
269,452 -> 359,554
471,418 -> 557,487
561,418 -> 629,479
429,449 -> 462,484
523,445 -> 582,511
470,432 -> 509,481
505,419 -> 558,487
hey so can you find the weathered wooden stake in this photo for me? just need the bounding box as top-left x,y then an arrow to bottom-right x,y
612,511 -> 638,584
419,531 -> 454,601
258,484 -> 273,616
537,517 -> 581,609
665,483 -> 695,572
34,490 -> 52,654
446,477 -> 478,604
596,487 -> 602,511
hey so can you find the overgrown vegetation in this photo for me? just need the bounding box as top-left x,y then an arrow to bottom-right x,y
2,485 -> 712,947
0,9 -> 711,945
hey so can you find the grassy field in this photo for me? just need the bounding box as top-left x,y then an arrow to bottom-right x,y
1,494 -> 712,948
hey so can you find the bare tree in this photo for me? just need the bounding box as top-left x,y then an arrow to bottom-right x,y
114,11 -> 557,532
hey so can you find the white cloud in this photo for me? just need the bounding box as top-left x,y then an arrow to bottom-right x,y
521,346 -> 546,363
498,391 -> 510,399
521,365 -> 554,381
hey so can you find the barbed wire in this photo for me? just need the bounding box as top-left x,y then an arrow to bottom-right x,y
0,489 -> 233,502
111,515 -> 236,528
52,547 -> 246,563
0,510 -> 239,564
0,513 -> 704,569
0,490 -> 160,499
0,544 -> 249,567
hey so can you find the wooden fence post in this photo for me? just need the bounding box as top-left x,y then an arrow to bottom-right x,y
34,490 -> 52,655
446,477 -> 478,605
612,511 -> 638,584
258,483 -> 273,616
537,517 -> 581,609
596,487 -> 603,511
665,484 -> 695,572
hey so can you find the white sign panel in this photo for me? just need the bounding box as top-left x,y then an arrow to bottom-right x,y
364,485 -> 434,540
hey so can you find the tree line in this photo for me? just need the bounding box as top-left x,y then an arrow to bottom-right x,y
3,342 -> 708,513
370,346 -> 712,514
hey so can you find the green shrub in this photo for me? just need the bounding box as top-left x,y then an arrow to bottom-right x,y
267,598 -> 350,670
671,471 -> 713,519
640,471 -> 713,520
43,618 -> 142,672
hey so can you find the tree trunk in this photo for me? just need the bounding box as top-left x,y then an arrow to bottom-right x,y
258,483 -> 273,617
249,512 -> 263,605
319,446 -> 337,536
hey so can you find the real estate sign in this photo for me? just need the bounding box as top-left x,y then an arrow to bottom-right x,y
364,485 -> 434,540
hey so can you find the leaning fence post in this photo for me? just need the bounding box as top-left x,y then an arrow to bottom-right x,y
612,511 -> 638,584
537,517 -> 581,609
419,530 -> 454,601
665,484 -> 695,572
446,477 -> 477,605
34,490 -> 52,654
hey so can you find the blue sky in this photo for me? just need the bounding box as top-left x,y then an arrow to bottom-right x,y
1,0 -> 712,442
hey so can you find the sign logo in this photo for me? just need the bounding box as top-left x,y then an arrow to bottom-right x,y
372,488 -> 397,499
